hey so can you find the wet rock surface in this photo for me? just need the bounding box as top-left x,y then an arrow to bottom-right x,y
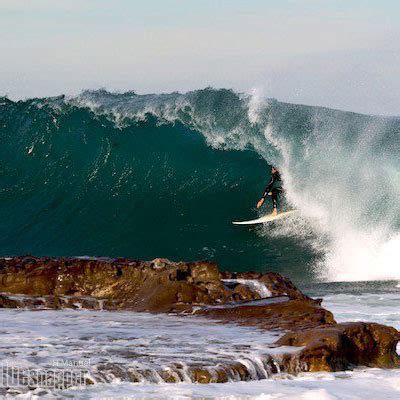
0,255 -> 399,383
277,321 -> 400,372
0,256 -> 312,312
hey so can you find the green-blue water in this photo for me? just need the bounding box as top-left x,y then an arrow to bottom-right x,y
1,89 -> 400,282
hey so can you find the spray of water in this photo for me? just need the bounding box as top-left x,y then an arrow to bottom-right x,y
247,93 -> 400,281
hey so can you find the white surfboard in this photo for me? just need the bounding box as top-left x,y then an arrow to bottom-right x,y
232,210 -> 298,225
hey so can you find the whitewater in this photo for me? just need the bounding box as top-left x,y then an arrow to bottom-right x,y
1,88 -> 399,282
2,282 -> 400,399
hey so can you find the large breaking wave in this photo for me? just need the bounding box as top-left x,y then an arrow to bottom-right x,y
1,88 -> 399,282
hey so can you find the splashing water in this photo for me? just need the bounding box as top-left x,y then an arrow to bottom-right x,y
247,95 -> 400,281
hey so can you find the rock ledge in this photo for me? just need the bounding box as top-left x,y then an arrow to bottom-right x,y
0,256 -> 399,381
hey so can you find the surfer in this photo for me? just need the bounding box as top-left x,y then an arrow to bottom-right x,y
256,167 -> 283,216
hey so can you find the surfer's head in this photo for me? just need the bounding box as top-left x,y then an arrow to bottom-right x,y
271,166 -> 279,174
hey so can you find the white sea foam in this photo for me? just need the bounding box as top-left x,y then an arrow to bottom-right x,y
322,291 -> 400,330
222,279 -> 272,298
3,288 -> 400,398
0,308 -> 288,396
245,89 -> 400,282
58,370 -> 400,399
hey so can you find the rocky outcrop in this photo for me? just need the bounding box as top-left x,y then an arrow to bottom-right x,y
0,256 -> 224,312
221,270 -> 312,302
0,256 -> 314,312
277,322 -> 400,372
198,299 -> 334,331
0,255 -> 399,380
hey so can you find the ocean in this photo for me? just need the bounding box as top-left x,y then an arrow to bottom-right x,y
1,88 -> 400,398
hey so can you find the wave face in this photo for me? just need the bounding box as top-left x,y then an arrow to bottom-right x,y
1,88 -> 400,282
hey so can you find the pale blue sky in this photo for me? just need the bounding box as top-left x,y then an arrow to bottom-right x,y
1,0 -> 400,115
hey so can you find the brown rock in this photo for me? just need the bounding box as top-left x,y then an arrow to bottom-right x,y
188,261 -> 220,283
0,257 -> 227,312
277,322 -> 400,372
198,299 -> 335,331
0,293 -> 20,308
232,284 -> 259,302
0,256 -> 399,376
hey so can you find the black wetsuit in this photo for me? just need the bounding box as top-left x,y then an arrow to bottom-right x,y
262,171 -> 283,209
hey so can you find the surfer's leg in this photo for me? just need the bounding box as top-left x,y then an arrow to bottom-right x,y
271,189 -> 278,216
